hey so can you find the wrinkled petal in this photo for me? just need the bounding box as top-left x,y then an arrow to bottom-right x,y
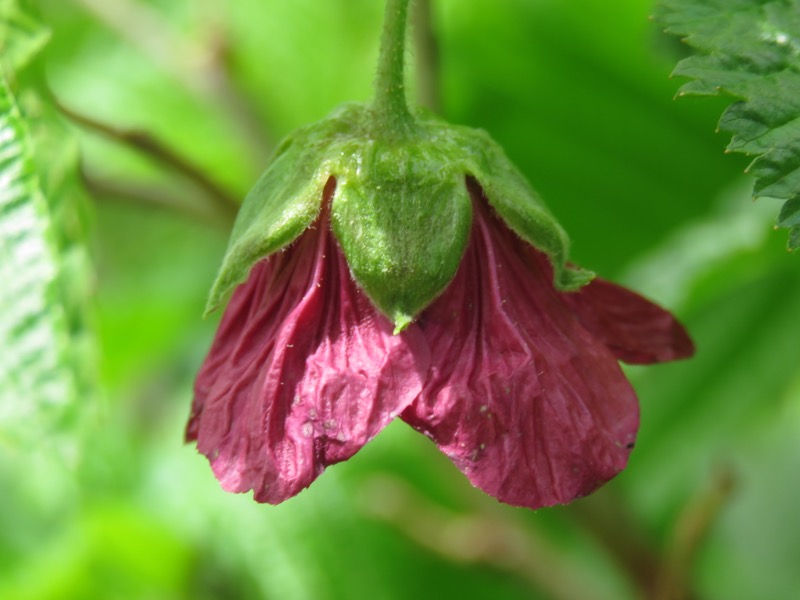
188,179 -> 429,504
401,194 -> 639,510
558,275 -> 694,364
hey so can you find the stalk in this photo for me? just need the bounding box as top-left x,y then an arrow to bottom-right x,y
372,0 -> 414,135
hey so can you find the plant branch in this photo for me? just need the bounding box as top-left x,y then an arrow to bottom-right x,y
57,99 -> 239,219
81,167 -> 235,228
360,475 -> 609,600
654,465 -> 737,600
568,488 -> 663,597
70,0 -> 273,157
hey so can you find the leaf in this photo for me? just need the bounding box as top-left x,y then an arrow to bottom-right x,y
0,0 -> 50,72
655,0 -> 800,249
0,72 -> 79,446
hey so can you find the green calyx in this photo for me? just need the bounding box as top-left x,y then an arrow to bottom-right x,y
206,0 -> 590,329
207,105 -> 591,329
205,115 -> 344,314
466,129 -> 594,292
330,119 -> 472,332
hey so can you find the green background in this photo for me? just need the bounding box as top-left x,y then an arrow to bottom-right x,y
2,0 -> 798,599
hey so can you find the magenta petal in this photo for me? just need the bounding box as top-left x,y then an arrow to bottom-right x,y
558,276 -> 695,365
401,202 -> 639,510
188,183 -> 429,504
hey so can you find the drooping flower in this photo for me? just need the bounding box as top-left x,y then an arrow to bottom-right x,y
187,171 -> 693,509
186,0 -> 694,509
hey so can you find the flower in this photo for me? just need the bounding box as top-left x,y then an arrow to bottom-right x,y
201,104 -> 594,334
186,0 -> 694,510
186,172 -> 694,510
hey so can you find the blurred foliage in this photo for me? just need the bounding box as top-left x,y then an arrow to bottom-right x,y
0,1 -> 94,459
1,1 -> 798,600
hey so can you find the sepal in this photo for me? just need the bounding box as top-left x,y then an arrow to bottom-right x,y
331,136 -> 472,332
206,103 -> 590,328
464,130 -> 594,290
206,128 -> 332,314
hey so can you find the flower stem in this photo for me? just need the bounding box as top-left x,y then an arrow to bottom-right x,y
54,97 -> 240,215
373,0 -> 414,135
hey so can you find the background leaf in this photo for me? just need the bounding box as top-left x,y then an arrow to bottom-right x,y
0,72 -> 78,444
0,6 -> 97,594
655,0 -> 800,249
0,0 -> 50,71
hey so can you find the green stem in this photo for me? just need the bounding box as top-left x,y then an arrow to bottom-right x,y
373,0 -> 414,134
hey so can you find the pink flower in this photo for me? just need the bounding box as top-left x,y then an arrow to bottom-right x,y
186,177 -> 693,509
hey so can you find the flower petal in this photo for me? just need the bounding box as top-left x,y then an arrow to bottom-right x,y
188,179 -> 429,504
558,277 -> 695,365
401,197 -> 639,510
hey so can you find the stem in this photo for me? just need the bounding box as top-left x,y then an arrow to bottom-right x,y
359,475 -> 607,600
55,99 -> 240,216
72,0 -> 273,159
567,490 -> 662,598
81,167 -> 236,228
654,465 -> 736,600
373,0 -> 414,134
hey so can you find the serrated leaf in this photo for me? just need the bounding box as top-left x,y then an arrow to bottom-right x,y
0,0 -> 50,72
655,0 -> 800,249
0,72 -> 79,445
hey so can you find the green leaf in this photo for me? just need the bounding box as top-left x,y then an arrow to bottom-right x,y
655,0 -> 800,249
0,0 -> 50,72
0,72 -> 78,445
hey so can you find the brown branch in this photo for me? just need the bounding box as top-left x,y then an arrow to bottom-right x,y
567,487 -> 665,598
359,474 -> 610,600
57,99 -> 239,220
654,465 -> 737,600
81,168 -> 236,229
70,0 -> 273,159
201,25 -> 277,156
